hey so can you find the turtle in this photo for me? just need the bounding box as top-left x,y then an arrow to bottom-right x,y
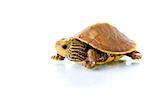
51,23 -> 142,69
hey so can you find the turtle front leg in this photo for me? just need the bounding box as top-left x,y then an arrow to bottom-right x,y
81,49 -> 97,69
51,54 -> 65,60
126,50 -> 142,59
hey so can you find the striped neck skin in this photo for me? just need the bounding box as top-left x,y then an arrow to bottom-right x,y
67,39 -> 88,62
66,39 -> 110,63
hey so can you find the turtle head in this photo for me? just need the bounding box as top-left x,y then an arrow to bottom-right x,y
55,38 -> 72,57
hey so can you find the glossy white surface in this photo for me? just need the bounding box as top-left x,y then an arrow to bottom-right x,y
0,0 -> 149,100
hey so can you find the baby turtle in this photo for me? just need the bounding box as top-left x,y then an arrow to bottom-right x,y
51,23 -> 142,68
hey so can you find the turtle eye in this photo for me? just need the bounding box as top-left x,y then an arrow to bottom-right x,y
62,44 -> 67,49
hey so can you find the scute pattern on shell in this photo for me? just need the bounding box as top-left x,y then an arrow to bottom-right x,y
75,23 -> 136,54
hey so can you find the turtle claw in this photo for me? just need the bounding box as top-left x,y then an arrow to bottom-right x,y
51,54 -> 65,60
126,51 -> 142,59
82,59 -> 96,69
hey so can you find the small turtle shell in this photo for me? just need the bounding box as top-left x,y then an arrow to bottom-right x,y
75,23 -> 136,54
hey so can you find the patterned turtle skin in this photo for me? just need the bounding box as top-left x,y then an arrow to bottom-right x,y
51,23 -> 142,69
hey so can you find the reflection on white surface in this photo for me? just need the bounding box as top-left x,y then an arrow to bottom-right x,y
50,57 -> 141,88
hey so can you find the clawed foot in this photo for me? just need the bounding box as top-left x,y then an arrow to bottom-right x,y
82,59 -> 96,69
51,54 -> 65,60
127,51 -> 142,59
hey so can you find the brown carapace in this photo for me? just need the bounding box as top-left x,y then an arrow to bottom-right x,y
51,23 -> 142,69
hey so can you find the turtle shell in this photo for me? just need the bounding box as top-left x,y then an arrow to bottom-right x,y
75,23 -> 136,54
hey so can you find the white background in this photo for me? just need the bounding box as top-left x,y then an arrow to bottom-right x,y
0,0 -> 149,100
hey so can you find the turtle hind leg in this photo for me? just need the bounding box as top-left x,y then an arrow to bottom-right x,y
51,54 -> 65,60
126,51 -> 142,59
81,49 -> 97,69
